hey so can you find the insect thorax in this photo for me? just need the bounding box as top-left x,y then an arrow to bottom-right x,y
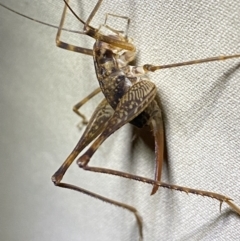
93,39 -> 134,107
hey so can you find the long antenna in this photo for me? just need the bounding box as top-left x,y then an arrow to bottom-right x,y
0,3 -> 85,35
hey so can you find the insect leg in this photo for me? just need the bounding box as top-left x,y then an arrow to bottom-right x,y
56,0 -> 93,55
71,82 -> 240,215
52,98 -> 113,183
73,87 -> 101,125
149,101 -> 165,195
84,0 -> 104,28
62,0 -> 135,51
82,165 -> 240,216
143,54 -> 240,72
77,80 -> 157,167
52,98 -> 143,240
64,80 -> 156,240
56,182 -> 143,241
104,13 -> 130,37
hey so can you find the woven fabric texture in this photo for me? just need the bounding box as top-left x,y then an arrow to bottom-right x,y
0,1 -> 239,240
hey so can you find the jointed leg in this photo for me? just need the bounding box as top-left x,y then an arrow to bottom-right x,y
52,98 -> 113,183
56,0 -> 93,55
73,87 -> 101,125
52,80 -> 156,240
77,80 -> 157,167
80,165 -> 240,215
149,101 -> 165,195
72,81 -> 239,216
57,182 -> 143,240
52,97 -> 143,240
104,13 -> 131,37
73,94 -> 240,214
143,54 -> 240,72
57,0 -> 135,53
84,0 -> 104,28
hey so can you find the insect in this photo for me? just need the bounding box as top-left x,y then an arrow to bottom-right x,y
1,0 -> 240,240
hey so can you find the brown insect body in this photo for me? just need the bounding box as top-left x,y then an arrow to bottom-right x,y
93,36 -> 154,128
79,23 -> 163,195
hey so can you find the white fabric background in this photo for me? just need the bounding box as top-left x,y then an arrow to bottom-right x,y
0,1 -> 240,241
